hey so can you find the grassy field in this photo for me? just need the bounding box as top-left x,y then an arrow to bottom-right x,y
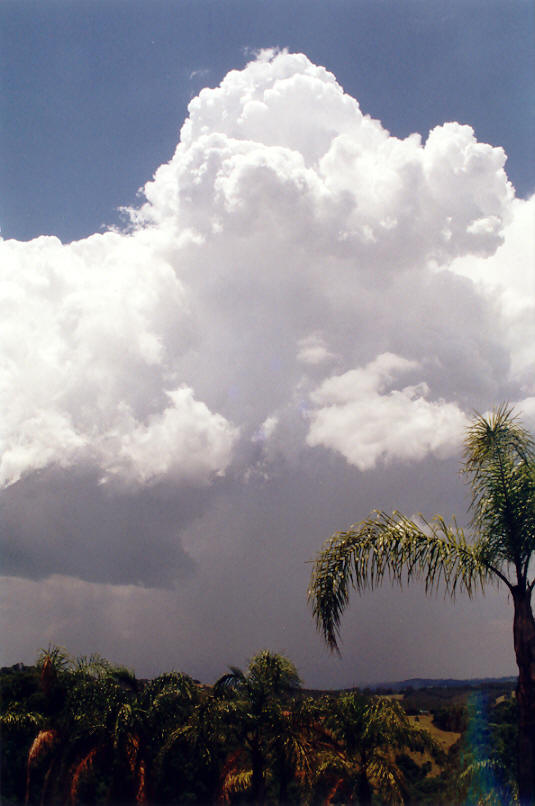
408,713 -> 461,775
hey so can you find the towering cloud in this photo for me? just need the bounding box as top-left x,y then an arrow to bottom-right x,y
1,50 -> 533,682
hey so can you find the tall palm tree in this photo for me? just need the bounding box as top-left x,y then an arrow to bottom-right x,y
308,405 -> 535,803
268,697 -> 330,804
25,648 -> 143,805
214,650 -> 302,805
314,692 -> 437,805
156,692 -> 233,804
131,671 -> 199,804
25,645 -> 74,805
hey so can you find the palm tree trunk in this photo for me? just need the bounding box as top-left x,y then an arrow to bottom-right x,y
355,750 -> 372,806
277,771 -> 289,805
513,587 -> 535,804
356,768 -> 372,806
250,739 -> 266,806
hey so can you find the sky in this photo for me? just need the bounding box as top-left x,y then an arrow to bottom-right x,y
1,0 -> 534,688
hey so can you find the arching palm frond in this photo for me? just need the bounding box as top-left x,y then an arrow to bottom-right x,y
25,729 -> 59,805
213,667 -> 247,699
309,512 -> 498,652
220,757 -> 252,804
363,696 -> 439,760
27,728 -> 59,769
311,753 -> 353,805
69,747 -> 98,806
0,706 -> 44,731
460,757 -> 518,806
367,755 -> 406,805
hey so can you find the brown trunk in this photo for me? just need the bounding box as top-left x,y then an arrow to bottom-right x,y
355,751 -> 372,806
513,587 -> 535,804
276,754 -> 291,805
356,768 -> 372,806
250,738 -> 266,806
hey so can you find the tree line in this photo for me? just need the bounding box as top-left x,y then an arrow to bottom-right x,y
0,646 -> 517,805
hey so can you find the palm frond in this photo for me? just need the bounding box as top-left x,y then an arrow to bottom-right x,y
26,729 -> 59,805
220,769 -> 252,800
460,757 -> 518,805
69,748 -> 98,805
213,667 -> 246,698
464,404 -> 535,474
367,756 -> 405,804
37,644 -> 72,674
73,653 -> 113,678
463,404 -> 535,570
27,729 -> 59,767
0,706 -> 44,731
219,749 -> 251,803
309,511 -> 494,651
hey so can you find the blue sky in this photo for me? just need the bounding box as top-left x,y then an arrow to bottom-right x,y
1,0 -> 534,686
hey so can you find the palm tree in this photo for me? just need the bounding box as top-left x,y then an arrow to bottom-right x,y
156,692 -> 233,804
132,671 -> 199,804
313,691 -> 437,805
67,666 -> 198,805
268,697 -> 329,804
25,645 -> 73,805
214,650 -> 302,805
308,405 -> 535,803
25,648 -> 144,805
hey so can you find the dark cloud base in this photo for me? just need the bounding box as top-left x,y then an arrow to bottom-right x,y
0,467 -> 200,586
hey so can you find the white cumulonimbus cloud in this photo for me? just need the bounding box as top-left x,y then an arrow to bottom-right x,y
0,232 -> 238,487
307,353 -> 470,470
1,49 -> 533,491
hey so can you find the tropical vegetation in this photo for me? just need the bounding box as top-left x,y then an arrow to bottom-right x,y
1,645 -> 519,805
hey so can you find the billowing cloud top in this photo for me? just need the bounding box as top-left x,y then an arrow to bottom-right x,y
1,50 -> 533,491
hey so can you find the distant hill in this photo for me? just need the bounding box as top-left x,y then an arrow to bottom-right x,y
367,676 -> 517,692
298,675 -> 516,700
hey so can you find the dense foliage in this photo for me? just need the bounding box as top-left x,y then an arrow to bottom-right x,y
0,647 -> 518,805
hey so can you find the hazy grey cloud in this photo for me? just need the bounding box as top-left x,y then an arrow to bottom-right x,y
0,466 -> 207,586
